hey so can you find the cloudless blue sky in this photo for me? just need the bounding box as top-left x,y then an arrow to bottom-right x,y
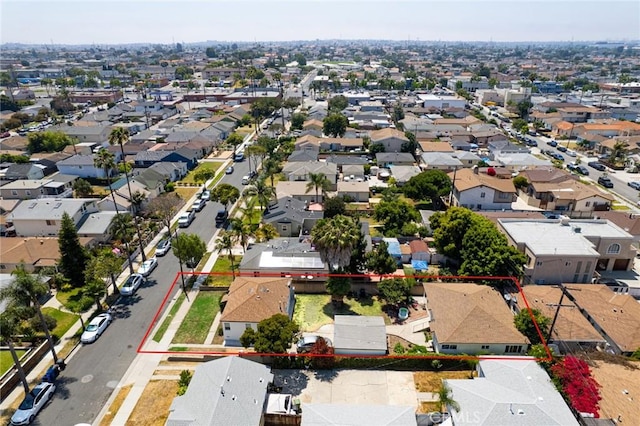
1,0 -> 638,45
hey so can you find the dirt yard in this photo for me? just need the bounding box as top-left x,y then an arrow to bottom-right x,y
590,360 -> 640,422
126,380 -> 179,426
413,370 -> 475,392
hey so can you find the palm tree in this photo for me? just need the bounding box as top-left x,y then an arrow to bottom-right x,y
243,178 -> 275,212
436,382 -> 460,415
0,310 -> 30,394
306,172 -> 331,203
245,144 -> 266,175
215,231 -> 237,278
109,127 -> 147,262
311,215 -> 361,272
255,223 -> 279,243
610,141 -> 628,166
0,265 -> 59,363
110,213 -> 135,275
230,218 -> 252,253
239,197 -> 258,226
263,158 -> 280,188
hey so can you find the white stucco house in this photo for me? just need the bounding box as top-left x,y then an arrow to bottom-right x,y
7,198 -> 100,237
449,167 -> 517,211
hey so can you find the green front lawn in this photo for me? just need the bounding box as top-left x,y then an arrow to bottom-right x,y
56,288 -> 93,313
181,162 -> 223,185
42,307 -> 80,340
293,294 -> 390,332
0,350 -> 27,376
172,292 -> 221,344
153,293 -> 186,343
208,255 -> 242,287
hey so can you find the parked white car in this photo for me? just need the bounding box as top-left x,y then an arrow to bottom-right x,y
11,381 -> 56,425
137,257 -> 158,277
155,239 -> 171,256
81,312 -> 112,344
120,273 -> 145,296
178,210 -> 196,228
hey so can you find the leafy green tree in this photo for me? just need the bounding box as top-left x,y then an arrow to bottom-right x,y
322,113 -> 348,137
230,218 -> 252,253
240,313 -> 299,353
458,217 -> 526,278
291,112 -> 306,130
0,94 -> 20,112
173,233 -> 207,272
193,168 -> 215,189
328,95 -> 348,112
58,212 -> 89,288
262,158 -> 280,187
145,193 -> 182,231
323,196 -> 346,218
0,265 -> 59,363
512,118 -> 529,134
378,278 -> 412,305
305,172 -> 331,203
513,175 -> 529,190
254,223 -> 279,243
403,170 -> 451,206
27,131 -> 73,153
91,248 -> 124,295
174,65 -> 194,80
325,276 -> 351,305
373,198 -> 420,236
517,100 -> 533,120
211,183 -> 240,211
366,241 -> 398,276
370,143 -> 385,154
514,308 -> 551,345
0,310 -> 30,394
401,131 -> 418,153
83,263 -> 107,312
226,132 -> 244,153
430,207 -> 478,260
256,135 -> 279,157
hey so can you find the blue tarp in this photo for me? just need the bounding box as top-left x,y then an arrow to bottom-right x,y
383,238 -> 401,257
411,260 -> 428,271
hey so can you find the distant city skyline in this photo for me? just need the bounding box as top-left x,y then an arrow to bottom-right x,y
1,0 -> 638,45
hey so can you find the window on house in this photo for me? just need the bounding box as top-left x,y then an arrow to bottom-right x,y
505,345 -> 522,353
607,243 -> 620,254
585,201 -> 591,207
480,192 -> 486,198
11,190 -> 17,196
441,344 -> 457,350
224,323 -> 230,331
536,261 -> 542,266
46,220 -> 55,226
245,324 -> 252,329
25,190 -> 31,196
481,345 -> 490,350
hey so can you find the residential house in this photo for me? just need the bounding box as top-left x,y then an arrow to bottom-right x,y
419,152 -> 463,171
375,152 -> 415,168
369,128 -> 409,153
487,140 -> 530,160
2,163 -> 45,181
166,357 -> 273,426
565,284 -> 640,355
445,357 -> 579,425
496,153 -> 552,170
7,198 -> 100,237
77,211 -> 120,243
332,315 -> 388,356
449,167 -> 517,211
276,181 -> 321,204
1,179 -> 54,200
0,135 -> 28,151
220,276 -> 295,346
417,94 -> 466,110
341,164 -> 365,181
409,240 -> 429,262
262,197 -> 323,238
518,285 -> 606,353
424,282 -> 529,355
0,236 -> 94,273
56,124 -> 112,144
239,237 -> 328,282
473,129 -> 509,147
56,154 -> 114,179
592,211 -> 640,246
287,149 -> 319,162
282,161 -> 338,189
498,218 -> 636,285
336,181 -> 369,202
302,119 -> 323,131
294,135 -> 322,151
131,169 -> 167,196
148,162 -> 188,182
325,155 -> 369,168
417,141 -> 454,154
388,165 -> 421,186
134,149 -> 196,169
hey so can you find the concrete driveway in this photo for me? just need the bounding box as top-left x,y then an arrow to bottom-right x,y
273,369 -> 417,407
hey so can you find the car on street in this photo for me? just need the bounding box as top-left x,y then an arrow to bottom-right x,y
11,381 -> 56,425
524,139 -> 537,147
234,152 -> 244,161
627,181 -> 640,190
597,176 -> 614,188
192,198 -> 206,212
155,239 -> 171,256
551,153 -> 564,161
566,150 -> 577,157
547,140 -> 558,147
178,210 -> 196,227
215,209 -> 228,225
225,166 -> 234,174
137,257 -> 158,277
120,273 -> 145,296
588,161 -> 606,171
81,312 -> 112,344
200,190 -> 211,201
241,175 -> 250,185
296,335 -> 333,353
576,166 -> 589,175
557,145 -> 567,152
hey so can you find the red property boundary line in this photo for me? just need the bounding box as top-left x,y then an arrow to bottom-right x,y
137,272 -> 553,362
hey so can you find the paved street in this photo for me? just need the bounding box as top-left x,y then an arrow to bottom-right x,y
34,157 -> 252,425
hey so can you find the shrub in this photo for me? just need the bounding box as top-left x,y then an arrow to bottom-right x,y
551,356 -> 601,417
177,370 -> 193,395
393,343 -> 406,354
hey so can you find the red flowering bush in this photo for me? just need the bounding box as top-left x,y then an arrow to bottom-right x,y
487,167 -> 496,176
551,356 -> 601,417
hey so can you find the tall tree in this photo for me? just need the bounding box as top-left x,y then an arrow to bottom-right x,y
514,308 -> 551,345
262,158 -> 280,187
243,178 -> 275,211
215,231 -> 237,278
0,265 -> 59,363
323,196 -> 346,218
403,170 -> 451,207
84,257 -> 108,311
145,193 -> 183,231
230,218 -> 252,253
240,313 -> 299,353
311,215 -> 362,271
322,113 -> 348,137
173,233 -> 207,272
73,178 -> 93,197
373,198 -> 420,236
0,310 -> 30,394
58,212 -> 89,288
430,207 -> 478,260
109,127 -> 146,262
378,278 -> 413,305
193,168 -> 215,190
211,183 -> 240,211
305,172 -> 331,203
366,241 -> 398,276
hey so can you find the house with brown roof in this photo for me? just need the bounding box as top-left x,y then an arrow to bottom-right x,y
518,285 -> 606,353
0,236 -> 94,273
449,167 -> 516,211
565,284 -> 640,355
369,128 -> 409,153
302,119 -> 324,131
424,282 -> 529,355
409,240 -> 429,261
517,168 -> 614,213
417,141 -> 454,154
220,277 -> 295,346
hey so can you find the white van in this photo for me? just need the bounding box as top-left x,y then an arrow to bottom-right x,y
241,175 -> 250,185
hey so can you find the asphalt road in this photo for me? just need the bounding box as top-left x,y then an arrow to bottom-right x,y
35,158 -> 252,425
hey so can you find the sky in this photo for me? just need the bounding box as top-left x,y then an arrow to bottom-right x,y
1,0 -> 639,45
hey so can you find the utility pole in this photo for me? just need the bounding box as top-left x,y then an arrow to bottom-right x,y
545,285 -> 575,345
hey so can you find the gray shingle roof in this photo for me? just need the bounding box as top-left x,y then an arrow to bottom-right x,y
333,315 -> 387,353
301,404 -> 417,426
